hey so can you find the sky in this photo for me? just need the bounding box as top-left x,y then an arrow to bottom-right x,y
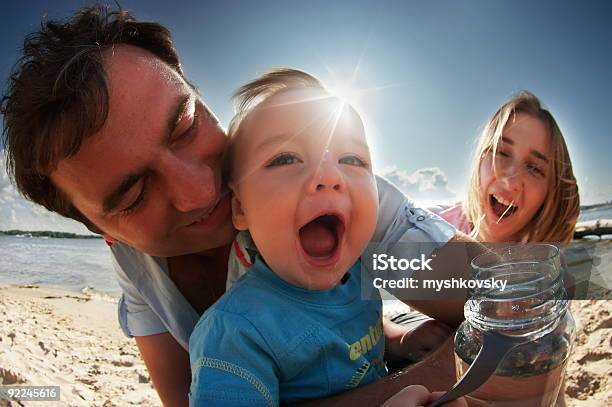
1,0 -> 611,233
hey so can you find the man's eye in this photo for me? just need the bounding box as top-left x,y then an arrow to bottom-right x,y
172,112 -> 200,145
120,182 -> 148,215
265,153 -> 302,167
176,113 -> 200,144
339,155 -> 367,167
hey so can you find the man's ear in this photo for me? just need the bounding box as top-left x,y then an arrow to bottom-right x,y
231,190 -> 248,231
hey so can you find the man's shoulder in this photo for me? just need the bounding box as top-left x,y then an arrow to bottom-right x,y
110,242 -> 165,278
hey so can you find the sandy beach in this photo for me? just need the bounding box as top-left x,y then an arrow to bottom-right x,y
0,285 -> 159,406
0,285 -> 609,406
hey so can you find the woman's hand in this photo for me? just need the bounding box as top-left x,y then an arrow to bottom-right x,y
385,319 -> 453,364
382,385 -> 468,407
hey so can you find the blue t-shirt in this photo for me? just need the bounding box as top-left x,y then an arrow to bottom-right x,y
188,258 -> 385,407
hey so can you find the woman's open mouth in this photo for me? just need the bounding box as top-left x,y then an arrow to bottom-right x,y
297,213 -> 345,267
489,194 -> 518,221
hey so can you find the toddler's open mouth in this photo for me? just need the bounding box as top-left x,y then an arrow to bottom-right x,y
489,194 -> 518,221
298,213 -> 345,267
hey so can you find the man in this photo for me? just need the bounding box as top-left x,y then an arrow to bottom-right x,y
2,5 -> 474,406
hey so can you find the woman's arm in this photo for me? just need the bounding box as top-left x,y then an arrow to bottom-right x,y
292,337 -> 458,406
403,232 -> 487,328
135,333 -> 191,407
372,176 -> 488,327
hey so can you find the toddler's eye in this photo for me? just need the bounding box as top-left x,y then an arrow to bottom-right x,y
266,153 -> 303,167
339,155 -> 368,167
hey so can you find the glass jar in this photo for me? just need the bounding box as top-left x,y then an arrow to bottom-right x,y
454,244 -> 575,407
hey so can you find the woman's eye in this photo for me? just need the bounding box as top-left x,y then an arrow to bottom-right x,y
496,150 -> 510,158
265,153 -> 302,167
526,163 -> 545,178
493,150 -> 512,167
339,155 -> 367,167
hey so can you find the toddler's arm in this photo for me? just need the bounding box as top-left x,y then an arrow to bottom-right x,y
189,310 -> 279,407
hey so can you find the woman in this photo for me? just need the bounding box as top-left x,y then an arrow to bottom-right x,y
431,91 -> 579,243
431,91 -> 580,406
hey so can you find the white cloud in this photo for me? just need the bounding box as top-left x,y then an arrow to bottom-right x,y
377,165 -> 458,205
0,151 -> 92,234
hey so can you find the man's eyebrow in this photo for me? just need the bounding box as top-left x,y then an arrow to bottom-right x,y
102,172 -> 146,214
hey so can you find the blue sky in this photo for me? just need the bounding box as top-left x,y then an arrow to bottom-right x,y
1,0 -> 611,232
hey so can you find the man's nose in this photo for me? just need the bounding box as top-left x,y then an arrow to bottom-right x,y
307,152 -> 345,194
164,158 -> 217,212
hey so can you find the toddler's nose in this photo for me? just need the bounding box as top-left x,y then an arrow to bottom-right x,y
308,151 -> 345,193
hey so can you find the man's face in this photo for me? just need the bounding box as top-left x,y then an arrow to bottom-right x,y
231,89 -> 378,290
51,46 -> 235,257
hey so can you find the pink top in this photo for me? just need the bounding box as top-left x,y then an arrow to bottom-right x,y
428,202 -> 472,235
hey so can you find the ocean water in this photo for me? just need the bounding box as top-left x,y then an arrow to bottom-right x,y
0,235 -> 120,295
1,206 -> 610,296
578,204 -> 612,222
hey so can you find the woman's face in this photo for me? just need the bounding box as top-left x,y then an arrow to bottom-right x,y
479,112 -> 552,242
51,46 -> 236,257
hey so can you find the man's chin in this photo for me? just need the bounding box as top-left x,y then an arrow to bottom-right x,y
145,227 -> 237,258
192,226 -> 238,256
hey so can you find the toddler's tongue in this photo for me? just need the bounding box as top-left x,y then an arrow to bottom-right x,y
299,221 -> 337,258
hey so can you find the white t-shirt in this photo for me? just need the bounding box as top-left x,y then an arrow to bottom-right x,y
111,175 -> 456,350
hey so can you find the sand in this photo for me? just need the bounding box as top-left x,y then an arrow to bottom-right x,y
565,300 -> 611,407
0,285 -> 609,406
0,285 -> 159,406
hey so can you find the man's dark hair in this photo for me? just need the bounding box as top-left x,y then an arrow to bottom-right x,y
1,4 -> 185,233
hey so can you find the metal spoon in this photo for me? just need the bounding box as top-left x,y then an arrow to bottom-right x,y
427,331 -> 529,407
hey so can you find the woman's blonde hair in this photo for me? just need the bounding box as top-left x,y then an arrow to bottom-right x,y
464,91 -> 580,243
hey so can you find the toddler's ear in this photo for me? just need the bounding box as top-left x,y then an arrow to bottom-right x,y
231,192 -> 248,231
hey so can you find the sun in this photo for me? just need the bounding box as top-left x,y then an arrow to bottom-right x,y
325,77 -> 365,111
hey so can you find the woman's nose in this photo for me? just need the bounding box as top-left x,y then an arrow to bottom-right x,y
499,171 -> 523,193
307,152 -> 345,194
